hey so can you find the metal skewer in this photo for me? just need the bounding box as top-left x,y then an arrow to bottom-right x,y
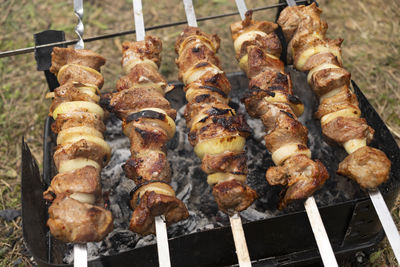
283,0 -> 400,263
234,0 -> 338,266
182,0 -> 252,266
72,0 -> 87,266
132,1 -> 171,266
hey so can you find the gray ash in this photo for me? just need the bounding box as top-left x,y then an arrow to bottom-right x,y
64,70 -> 366,263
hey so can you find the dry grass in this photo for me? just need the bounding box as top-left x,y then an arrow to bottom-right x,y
0,0 -> 398,266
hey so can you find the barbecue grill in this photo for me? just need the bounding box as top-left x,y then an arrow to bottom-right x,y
19,1 -> 400,266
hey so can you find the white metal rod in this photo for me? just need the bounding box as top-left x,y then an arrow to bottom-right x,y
235,0 -> 247,20
73,0 -> 87,263
183,0 -> 198,27
230,214 -> 252,267
133,0 -> 145,41
132,1 -> 172,266
304,197 -> 338,267
369,189 -> 400,263
73,244 -> 88,267
181,1 -> 251,266
155,216 -> 171,267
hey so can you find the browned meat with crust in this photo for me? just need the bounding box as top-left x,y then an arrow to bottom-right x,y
230,11 -> 280,60
184,102 -> 234,129
101,87 -> 176,120
51,112 -> 105,134
263,109 -> 308,153
129,191 -> 189,236
315,86 -> 359,118
302,52 -> 341,71
176,42 -> 221,80
212,179 -> 258,215
53,139 -> 110,169
43,166 -> 100,202
309,67 -> 351,97
322,117 -> 374,145
337,146 -> 390,188
121,36 -> 162,67
175,26 -> 220,54
245,46 -> 284,78
116,63 -> 167,92
186,72 -> 232,96
230,10 -> 278,40
201,152 -> 248,175
124,122 -> 169,152
248,71 -> 293,95
266,154 -> 328,209
188,114 -> 251,147
50,47 -> 105,74
47,196 -> 113,243
57,64 -> 104,88
124,150 -> 171,185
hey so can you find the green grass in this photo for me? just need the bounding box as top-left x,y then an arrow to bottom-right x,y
0,0 -> 399,266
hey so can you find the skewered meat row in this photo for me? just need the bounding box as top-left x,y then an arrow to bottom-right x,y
230,11 -> 328,209
43,47 -> 113,243
277,3 -> 391,188
175,26 -> 257,215
101,36 -> 188,236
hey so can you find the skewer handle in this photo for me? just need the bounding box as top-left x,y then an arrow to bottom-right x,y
183,0 -> 198,27
73,0 -> 84,49
235,0 -> 247,20
133,0 -> 145,41
304,196 -> 338,267
155,216 -> 171,267
73,244 -> 88,267
369,189 -> 400,263
230,214 -> 252,267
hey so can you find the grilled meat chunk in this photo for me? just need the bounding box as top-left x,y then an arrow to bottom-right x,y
43,166 -> 100,202
266,154 -> 328,209
124,150 -> 171,185
101,87 -> 176,120
47,196 -> 113,243
129,191 -> 189,236
337,146 -> 390,188
322,117 -> 374,145
53,139 -> 110,169
212,179 -> 258,215
116,63 -> 167,92
201,151 -> 247,175
121,36 -> 162,69
51,112 -> 105,134
50,47 -> 106,74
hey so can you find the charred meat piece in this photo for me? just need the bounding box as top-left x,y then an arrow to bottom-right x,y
47,196 -> 113,243
212,179 -> 258,215
201,151 -> 247,175
129,191 -> 189,236
124,150 -> 171,185
43,166 -> 100,202
53,139 -> 110,169
121,36 -> 162,69
51,112 -> 105,134
116,63 -> 167,92
101,87 -> 176,120
266,154 -> 328,209
322,117 -> 374,145
50,47 -> 106,74
337,146 -> 390,188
